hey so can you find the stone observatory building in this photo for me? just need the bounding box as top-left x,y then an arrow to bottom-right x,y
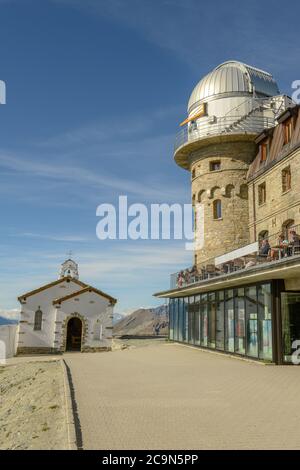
16,258 -> 117,354
156,60 -> 300,365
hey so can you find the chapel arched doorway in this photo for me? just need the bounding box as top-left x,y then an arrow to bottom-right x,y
66,317 -> 82,351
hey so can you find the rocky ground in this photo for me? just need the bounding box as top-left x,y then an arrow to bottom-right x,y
0,361 -> 68,450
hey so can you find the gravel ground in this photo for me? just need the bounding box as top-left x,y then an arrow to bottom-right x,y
0,361 -> 68,450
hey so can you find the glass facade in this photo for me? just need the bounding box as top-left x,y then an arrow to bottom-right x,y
281,292 -> 300,363
169,282 -> 273,361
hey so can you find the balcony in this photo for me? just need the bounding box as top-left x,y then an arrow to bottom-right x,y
170,225 -> 300,290
174,115 -> 275,154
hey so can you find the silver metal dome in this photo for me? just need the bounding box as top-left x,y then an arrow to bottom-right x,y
188,61 -> 280,113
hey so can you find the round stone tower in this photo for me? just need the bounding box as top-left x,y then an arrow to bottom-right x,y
174,61 -> 281,267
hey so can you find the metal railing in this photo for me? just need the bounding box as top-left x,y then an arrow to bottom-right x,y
174,115 -> 275,153
170,225 -> 300,289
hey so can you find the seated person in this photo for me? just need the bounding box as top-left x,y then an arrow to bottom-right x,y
290,230 -> 300,246
177,271 -> 184,287
259,239 -> 270,257
189,264 -> 198,281
269,234 -> 288,260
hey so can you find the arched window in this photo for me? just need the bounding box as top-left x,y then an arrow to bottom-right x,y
211,186 -> 220,199
192,168 -> 196,179
213,200 -> 222,220
258,230 -> 269,245
198,189 -> 206,202
34,307 -> 42,331
282,219 -> 295,240
225,184 -> 234,198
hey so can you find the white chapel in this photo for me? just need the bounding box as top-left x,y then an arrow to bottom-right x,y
16,258 -> 117,354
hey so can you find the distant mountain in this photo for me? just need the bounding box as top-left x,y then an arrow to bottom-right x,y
113,312 -> 125,325
113,305 -> 169,337
0,316 -> 18,326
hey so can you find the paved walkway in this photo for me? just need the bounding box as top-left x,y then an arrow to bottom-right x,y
65,343 -> 300,450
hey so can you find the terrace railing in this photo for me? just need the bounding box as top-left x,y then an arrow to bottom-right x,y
174,115 -> 275,153
170,224 -> 300,289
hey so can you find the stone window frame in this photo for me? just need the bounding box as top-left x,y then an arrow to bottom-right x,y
209,160 -> 221,172
258,182 -> 266,206
281,165 -> 291,193
213,199 -> 222,220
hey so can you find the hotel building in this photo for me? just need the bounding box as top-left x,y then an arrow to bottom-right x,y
155,61 -> 300,364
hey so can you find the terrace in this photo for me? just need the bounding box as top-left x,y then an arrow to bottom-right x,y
170,225 -> 300,290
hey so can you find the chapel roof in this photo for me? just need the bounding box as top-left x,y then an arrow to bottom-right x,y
52,286 -> 117,305
18,276 -> 87,302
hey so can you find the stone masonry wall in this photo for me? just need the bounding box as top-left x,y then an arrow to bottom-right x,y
248,147 -> 300,242
190,141 -> 256,267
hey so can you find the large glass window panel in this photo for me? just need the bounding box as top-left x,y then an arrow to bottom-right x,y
225,290 -> 235,352
257,284 -> 272,360
208,292 -> 216,349
235,288 -> 245,355
183,297 -> 189,343
188,297 -> 195,344
169,299 -> 174,340
245,286 -> 258,357
281,292 -> 300,363
194,295 -> 201,346
174,298 -> 179,341
216,291 -> 225,350
201,294 -> 208,347
178,298 -> 184,342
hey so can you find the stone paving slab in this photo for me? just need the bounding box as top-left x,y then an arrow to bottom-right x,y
64,343 -> 300,450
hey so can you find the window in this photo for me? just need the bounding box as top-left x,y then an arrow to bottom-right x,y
34,307 -> 42,331
283,118 -> 293,145
258,182 -> 266,205
282,219 -> 295,240
282,166 -> 291,193
213,199 -> 222,219
257,284 -> 272,360
258,230 -> 269,241
210,160 -> 221,171
225,290 -> 235,352
192,168 -> 196,179
239,184 -> 248,199
260,140 -> 269,163
235,288 -> 245,355
245,286 -> 258,358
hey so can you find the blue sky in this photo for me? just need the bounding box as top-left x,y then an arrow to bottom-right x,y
0,0 -> 299,316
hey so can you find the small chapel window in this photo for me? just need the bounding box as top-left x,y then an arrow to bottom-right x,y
34,308 -> 43,331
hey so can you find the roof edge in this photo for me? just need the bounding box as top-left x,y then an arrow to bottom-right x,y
53,286 -> 117,305
18,277 -> 87,302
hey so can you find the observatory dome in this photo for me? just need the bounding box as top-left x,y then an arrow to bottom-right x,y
188,61 -> 279,113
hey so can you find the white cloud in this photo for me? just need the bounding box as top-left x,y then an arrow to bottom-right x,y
0,309 -> 19,321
